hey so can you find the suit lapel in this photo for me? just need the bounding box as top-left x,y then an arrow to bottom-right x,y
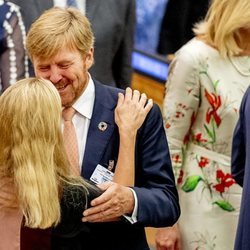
82,81 -> 116,179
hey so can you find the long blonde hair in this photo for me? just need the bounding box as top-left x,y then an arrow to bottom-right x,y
194,0 -> 250,57
0,78 -> 91,229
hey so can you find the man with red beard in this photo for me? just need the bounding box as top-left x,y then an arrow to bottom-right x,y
25,7 -> 180,250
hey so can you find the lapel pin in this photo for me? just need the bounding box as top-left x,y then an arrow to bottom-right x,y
98,121 -> 108,132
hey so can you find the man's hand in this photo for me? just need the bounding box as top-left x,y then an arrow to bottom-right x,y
82,182 -> 134,223
155,224 -> 182,250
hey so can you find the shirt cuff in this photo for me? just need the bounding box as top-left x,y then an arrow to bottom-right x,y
123,188 -> 138,224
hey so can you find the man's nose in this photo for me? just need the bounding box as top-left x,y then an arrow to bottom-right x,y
49,67 -> 62,83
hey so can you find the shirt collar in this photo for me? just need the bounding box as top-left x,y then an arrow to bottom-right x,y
72,74 -> 95,120
53,0 -> 86,14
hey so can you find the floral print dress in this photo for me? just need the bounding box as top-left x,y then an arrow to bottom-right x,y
163,38 -> 250,250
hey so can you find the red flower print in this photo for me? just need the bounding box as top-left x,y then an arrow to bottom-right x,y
175,103 -> 188,119
177,169 -> 184,184
198,157 -> 209,168
172,154 -> 182,164
184,111 -> 196,144
175,111 -> 184,118
213,169 -> 236,193
205,89 -> 222,127
183,134 -> 189,145
178,103 -> 187,109
165,123 -> 171,129
193,133 -> 207,143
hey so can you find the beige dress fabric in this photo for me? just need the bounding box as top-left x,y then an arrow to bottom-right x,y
163,38 -> 250,249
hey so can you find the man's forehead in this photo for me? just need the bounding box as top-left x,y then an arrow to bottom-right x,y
33,48 -> 81,64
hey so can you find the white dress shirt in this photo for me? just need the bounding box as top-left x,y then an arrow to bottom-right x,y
53,0 -> 86,14
71,75 -> 95,170
63,75 -> 138,223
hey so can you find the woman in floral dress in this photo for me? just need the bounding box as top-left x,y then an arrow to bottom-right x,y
155,0 -> 250,249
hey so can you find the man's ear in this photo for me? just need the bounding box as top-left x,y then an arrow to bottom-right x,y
85,47 -> 94,69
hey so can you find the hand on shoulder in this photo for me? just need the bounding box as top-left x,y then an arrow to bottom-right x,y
115,87 -> 153,134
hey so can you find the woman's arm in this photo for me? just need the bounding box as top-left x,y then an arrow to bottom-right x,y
113,87 -> 153,186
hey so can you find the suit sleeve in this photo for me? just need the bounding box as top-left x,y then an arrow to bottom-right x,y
231,88 -> 249,187
113,0 -> 135,88
132,104 -> 180,227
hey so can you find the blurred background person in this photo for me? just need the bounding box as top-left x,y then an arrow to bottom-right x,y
156,0 -> 250,249
134,0 -> 167,54
157,0 -> 210,62
0,0 -> 28,93
10,0 -> 135,89
232,86 -> 250,250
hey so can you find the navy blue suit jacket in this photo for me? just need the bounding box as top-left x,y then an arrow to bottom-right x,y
232,87 -> 250,250
78,80 -> 180,249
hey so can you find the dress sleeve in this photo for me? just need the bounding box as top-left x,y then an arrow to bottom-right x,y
53,184 -> 102,238
162,47 -> 200,181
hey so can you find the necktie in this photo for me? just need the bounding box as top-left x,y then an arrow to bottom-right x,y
62,107 -> 80,176
67,0 -> 78,8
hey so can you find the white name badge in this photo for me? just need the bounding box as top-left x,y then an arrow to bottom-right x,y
90,164 -> 114,184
